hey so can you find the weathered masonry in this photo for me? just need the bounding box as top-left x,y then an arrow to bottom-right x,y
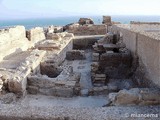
109,22 -> 160,88
0,16 -> 160,120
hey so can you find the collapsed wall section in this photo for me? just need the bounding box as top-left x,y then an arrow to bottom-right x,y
0,26 -> 29,61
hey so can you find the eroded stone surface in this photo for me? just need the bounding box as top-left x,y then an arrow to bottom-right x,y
109,88 -> 160,106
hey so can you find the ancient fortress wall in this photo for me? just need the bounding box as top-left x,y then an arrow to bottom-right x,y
110,25 -> 160,88
111,26 -> 137,56
67,25 -> 106,35
130,22 -> 160,32
0,26 -> 29,61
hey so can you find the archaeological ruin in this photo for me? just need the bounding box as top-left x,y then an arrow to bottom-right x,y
0,16 -> 159,120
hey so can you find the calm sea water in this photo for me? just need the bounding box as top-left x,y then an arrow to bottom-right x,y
0,15 -> 160,29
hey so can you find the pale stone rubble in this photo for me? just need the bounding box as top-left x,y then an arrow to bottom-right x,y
0,26 -> 29,61
109,88 -> 160,106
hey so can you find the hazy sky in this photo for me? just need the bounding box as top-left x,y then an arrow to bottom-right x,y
0,0 -> 160,19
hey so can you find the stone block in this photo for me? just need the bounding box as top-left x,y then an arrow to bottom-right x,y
66,50 -> 86,60
140,88 -> 160,102
28,76 -> 56,88
55,87 -> 74,97
54,81 -> 66,87
109,88 -> 160,106
26,27 -> 45,43
95,74 -> 106,78
113,88 -> 140,105
27,86 -> 39,94
92,53 -> 99,61
98,33 -> 113,44
89,86 -> 108,96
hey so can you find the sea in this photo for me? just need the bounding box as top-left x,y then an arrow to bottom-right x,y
0,15 -> 160,30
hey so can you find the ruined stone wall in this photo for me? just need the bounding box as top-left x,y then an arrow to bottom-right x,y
73,35 -> 104,49
110,25 -> 160,88
7,50 -> 46,95
110,26 -> 137,56
130,22 -> 160,32
0,26 -> 29,61
57,38 -> 73,63
67,25 -> 106,35
26,27 -> 46,45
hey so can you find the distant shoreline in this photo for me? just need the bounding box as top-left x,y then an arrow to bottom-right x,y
0,15 -> 160,29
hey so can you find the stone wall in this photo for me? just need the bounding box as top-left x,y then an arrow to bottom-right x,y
67,25 -> 106,36
110,25 -> 160,88
73,35 -> 105,49
0,26 -> 29,61
137,34 -> 160,87
7,50 -> 46,95
99,52 -> 132,79
110,26 -> 137,56
26,27 -> 46,45
130,21 -> 160,32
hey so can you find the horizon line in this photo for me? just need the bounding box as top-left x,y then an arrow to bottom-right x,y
0,15 -> 160,20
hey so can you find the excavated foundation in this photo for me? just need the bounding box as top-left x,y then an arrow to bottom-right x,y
0,20 -> 160,120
